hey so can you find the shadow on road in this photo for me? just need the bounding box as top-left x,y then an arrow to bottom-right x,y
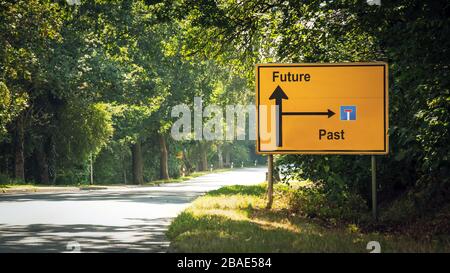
0,217 -> 172,253
0,191 -> 200,204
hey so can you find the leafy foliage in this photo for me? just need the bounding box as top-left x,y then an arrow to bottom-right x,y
0,82 -> 28,141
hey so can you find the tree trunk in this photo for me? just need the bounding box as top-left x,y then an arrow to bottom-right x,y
199,143 -> 208,171
48,136 -> 56,184
14,115 -> 25,181
89,153 -> 93,185
217,144 -> 224,169
131,140 -> 144,185
182,149 -> 192,175
35,141 -> 49,184
123,155 -> 127,184
159,134 -> 170,180
224,147 -> 231,168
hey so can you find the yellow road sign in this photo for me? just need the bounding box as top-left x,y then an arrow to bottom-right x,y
256,63 -> 389,154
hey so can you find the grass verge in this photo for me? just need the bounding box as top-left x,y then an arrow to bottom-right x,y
0,184 -> 38,189
167,183 -> 450,253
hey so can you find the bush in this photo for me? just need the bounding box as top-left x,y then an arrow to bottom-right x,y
55,166 -> 89,185
0,173 -> 31,185
379,194 -> 418,225
287,182 -> 368,223
0,173 -> 10,184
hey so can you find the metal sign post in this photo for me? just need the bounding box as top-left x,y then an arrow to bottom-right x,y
266,155 -> 274,209
371,155 -> 377,220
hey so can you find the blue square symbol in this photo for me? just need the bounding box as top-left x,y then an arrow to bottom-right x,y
340,106 -> 356,120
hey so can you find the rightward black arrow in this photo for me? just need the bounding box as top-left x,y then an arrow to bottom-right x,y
269,85 -> 288,147
269,86 -> 335,147
283,109 -> 335,118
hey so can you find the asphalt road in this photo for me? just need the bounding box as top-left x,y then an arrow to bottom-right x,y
0,167 -> 266,253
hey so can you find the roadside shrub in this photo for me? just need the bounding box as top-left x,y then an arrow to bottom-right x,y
379,194 -> 418,225
55,166 -> 89,185
0,173 -> 10,184
287,182 -> 367,223
0,173 -> 32,185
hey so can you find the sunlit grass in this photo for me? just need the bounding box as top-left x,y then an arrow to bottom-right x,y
0,183 -> 79,189
0,184 -> 37,189
167,183 -> 450,253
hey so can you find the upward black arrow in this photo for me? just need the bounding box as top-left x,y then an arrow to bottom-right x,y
268,85 -> 335,148
269,85 -> 288,147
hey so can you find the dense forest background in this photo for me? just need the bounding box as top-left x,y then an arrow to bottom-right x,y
0,0 -> 449,231
0,0 -> 263,186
